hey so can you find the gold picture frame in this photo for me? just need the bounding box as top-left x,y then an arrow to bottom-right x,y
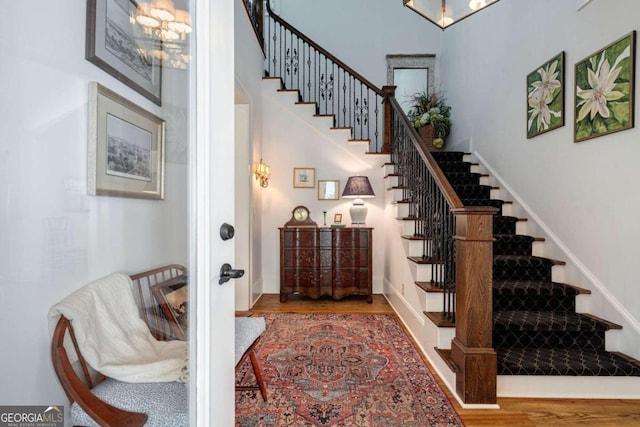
88,82 -> 165,199
293,168 -> 315,188
318,180 -> 340,200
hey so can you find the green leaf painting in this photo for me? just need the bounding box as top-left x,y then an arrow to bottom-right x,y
527,52 -> 565,138
574,31 -> 636,142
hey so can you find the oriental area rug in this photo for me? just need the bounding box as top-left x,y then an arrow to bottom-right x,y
235,313 -> 463,426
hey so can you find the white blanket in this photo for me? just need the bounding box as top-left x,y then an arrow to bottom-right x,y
49,273 -> 188,383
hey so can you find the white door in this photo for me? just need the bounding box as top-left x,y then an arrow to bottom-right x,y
192,0 -> 237,425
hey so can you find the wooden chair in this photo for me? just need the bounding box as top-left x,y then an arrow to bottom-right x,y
235,315 -> 268,400
51,265 -> 188,427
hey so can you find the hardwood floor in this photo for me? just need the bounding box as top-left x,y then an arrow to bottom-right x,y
251,294 -> 640,427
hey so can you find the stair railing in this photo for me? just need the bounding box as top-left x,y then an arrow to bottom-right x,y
389,96 -> 462,322
388,95 -> 498,404
264,0 -> 387,153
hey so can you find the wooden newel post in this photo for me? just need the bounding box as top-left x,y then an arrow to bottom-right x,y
451,206 -> 498,404
381,85 -> 396,154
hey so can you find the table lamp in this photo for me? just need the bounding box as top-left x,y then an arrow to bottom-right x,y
341,176 -> 375,225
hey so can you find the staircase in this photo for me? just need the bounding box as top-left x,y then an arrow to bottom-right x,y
251,0 -> 640,402
429,150 -> 640,378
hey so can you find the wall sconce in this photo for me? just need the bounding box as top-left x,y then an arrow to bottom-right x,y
341,176 -> 375,225
255,159 -> 270,188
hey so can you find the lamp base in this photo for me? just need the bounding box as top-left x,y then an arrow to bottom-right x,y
349,199 -> 368,225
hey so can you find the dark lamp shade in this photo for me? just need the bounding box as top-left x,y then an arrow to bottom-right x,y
341,176 -> 375,198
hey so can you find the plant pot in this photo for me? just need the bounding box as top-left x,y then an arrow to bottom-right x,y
418,125 -> 443,151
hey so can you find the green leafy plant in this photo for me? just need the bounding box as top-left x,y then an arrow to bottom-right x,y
407,91 -> 451,148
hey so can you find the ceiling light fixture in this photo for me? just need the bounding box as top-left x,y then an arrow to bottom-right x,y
132,0 -> 192,69
404,0 -> 499,30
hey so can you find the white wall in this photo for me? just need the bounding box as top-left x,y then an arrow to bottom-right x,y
235,0 -> 267,307
260,81 -> 387,294
440,0 -> 640,357
0,0 -> 188,406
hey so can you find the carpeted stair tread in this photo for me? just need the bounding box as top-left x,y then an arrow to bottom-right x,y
496,348 -> 640,376
461,198 -> 505,211
494,310 -> 610,332
427,152 -> 640,379
436,161 -> 473,173
442,172 -> 482,186
494,234 -> 535,256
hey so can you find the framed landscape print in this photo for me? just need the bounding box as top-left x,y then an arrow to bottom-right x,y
293,168 -> 315,188
575,31 -> 636,142
88,82 -> 165,199
86,0 -> 162,105
527,52 -> 565,138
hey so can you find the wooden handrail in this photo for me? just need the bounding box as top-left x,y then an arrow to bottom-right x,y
387,95 -> 463,209
265,0 -> 383,97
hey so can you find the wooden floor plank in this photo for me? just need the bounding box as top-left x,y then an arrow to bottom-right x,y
251,294 -> 640,426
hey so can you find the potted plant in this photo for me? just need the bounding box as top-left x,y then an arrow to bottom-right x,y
407,91 -> 451,150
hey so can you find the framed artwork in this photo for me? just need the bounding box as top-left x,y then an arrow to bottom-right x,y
88,82 -> 165,199
152,278 -> 188,340
318,180 -> 340,200
527,52 -> 565,138
86,0 -> 162,105
575,31 -> 636,142
334,213 -> 343,224
293,168 -> 315,188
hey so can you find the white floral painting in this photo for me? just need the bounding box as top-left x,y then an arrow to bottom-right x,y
575,32 -> 635,142
527,52 -> 564,138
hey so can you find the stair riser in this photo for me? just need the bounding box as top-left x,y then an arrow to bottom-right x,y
494,295 -> 575,312
384,175 -> 398,188
395,203 -> 410,218
494,330 -> 606,351
493,261 -> 553,282
494,216 -> 518,235
493,237 -> 535,256
402,220 -> 419,236
403,239 -> 426,257
409,262 -> 437,282
454,185 -> 492,200
392,188 -> 407,203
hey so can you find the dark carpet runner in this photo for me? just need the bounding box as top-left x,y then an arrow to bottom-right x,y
431,151 -> 640,377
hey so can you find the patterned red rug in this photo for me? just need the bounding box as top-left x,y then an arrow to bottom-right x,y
236,313 -> 463,426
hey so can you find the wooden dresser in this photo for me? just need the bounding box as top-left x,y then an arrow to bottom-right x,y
279,227 -> 373,303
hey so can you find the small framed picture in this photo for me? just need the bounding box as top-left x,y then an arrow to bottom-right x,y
293,168 -> 315,188
88,82 -> 165,199
318,180 -> 340,200
152,278 -> 188,340
334,213 -> 343,224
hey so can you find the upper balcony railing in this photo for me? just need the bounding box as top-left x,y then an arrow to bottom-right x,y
263,0 -> 387,153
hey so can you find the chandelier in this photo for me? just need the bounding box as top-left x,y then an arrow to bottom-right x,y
404,0 -> 499,30
132,0 -> 192,69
